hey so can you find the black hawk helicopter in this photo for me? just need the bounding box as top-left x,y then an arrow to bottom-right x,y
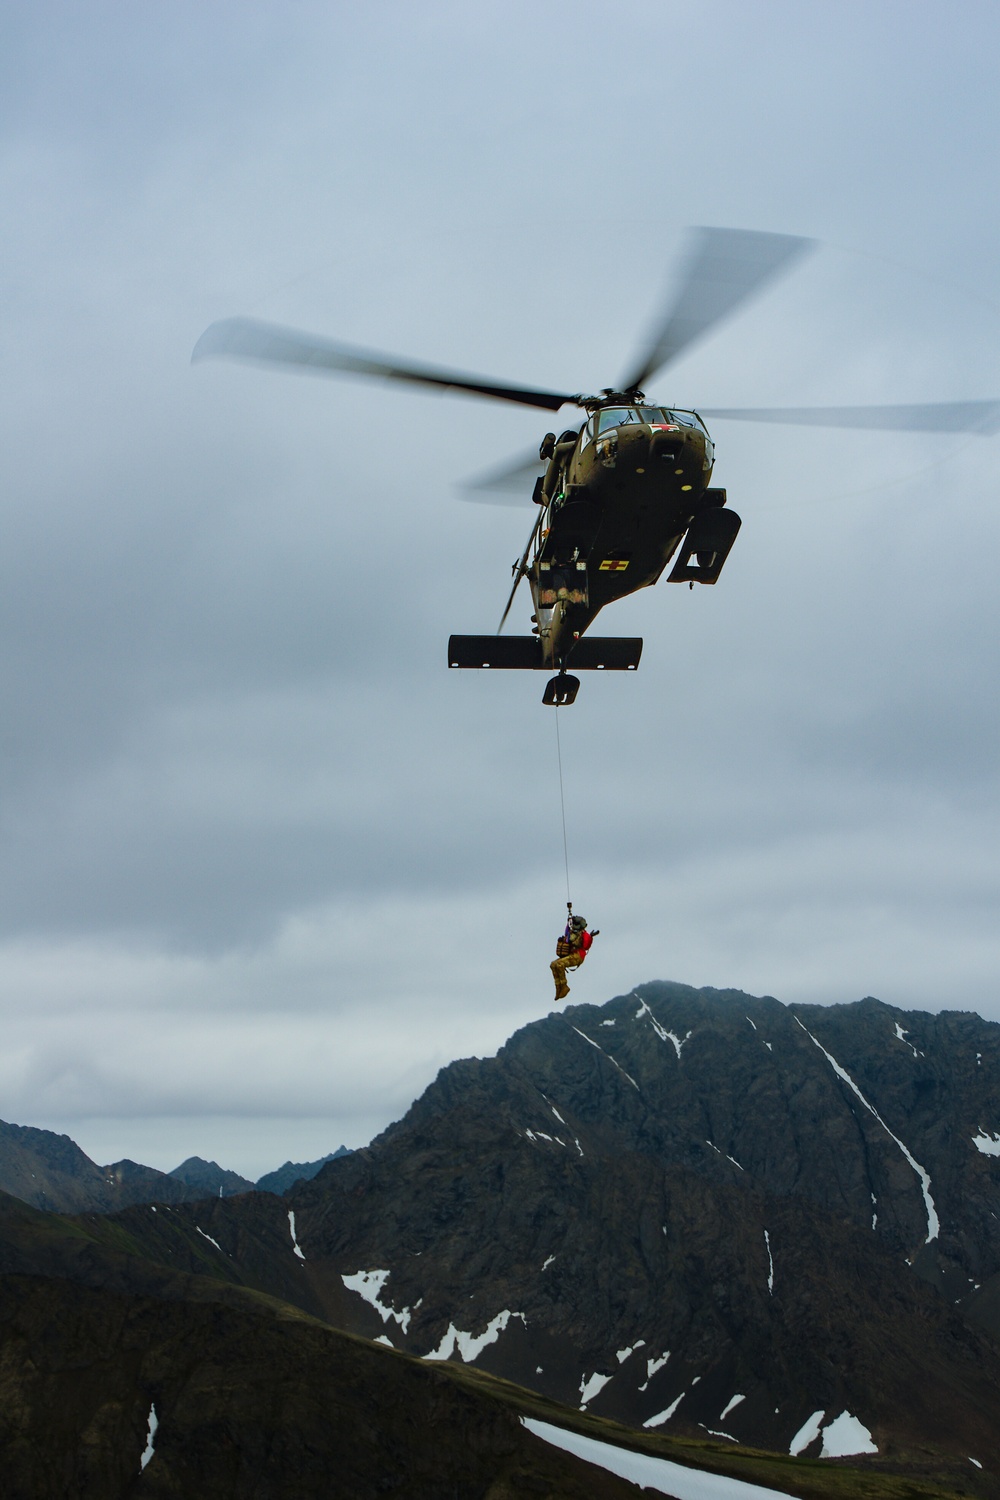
194,227 -> 1000,705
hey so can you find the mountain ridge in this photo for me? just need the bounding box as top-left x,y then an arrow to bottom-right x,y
289,984 -> 1000,1463
5,982 -> 1000,1489
0,1119 -> 346,1214
75,982 -> 1000,1477
0,1188 -> 980,1498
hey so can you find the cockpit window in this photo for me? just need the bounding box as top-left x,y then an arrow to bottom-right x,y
646,407 -> 709,432
597,406 -> 642,433
596,405 -> 709,434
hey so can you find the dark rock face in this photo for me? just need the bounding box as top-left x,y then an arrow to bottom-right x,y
268,986 -> 1000,1468
0,1191 -> 983,1499
0,1121 -> 196,1213
168,1156 -> 256,1198
255,1146 -> 350,1196
0,1279 -> 570,1500
0,1194 -> 640,1500
16,985 -> 1000,1483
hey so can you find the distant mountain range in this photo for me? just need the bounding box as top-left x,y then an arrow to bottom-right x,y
2,983 -> 999,1496
255,1150 -> 349,1195
0,1123 -> 350,1212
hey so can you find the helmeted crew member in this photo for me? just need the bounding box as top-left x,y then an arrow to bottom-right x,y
551,904 -> 598,1001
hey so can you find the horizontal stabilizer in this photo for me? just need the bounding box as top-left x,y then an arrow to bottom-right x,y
448,636 -> 642,671
570,637 -> 643,670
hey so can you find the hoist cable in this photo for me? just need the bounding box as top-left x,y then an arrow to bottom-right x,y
554,704 -> 571,904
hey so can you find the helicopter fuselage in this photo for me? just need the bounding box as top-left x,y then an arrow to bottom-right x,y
529,402 -> 737,669
197,226 -> 993,703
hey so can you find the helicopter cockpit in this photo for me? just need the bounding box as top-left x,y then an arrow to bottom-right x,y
593,405 -> 707,434
582,404 -> 715,479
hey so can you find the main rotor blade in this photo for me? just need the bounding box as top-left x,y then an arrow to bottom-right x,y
497,510 -> 543,634
700,400 -> 1000,434
462,448 -> 545,505
621,227 -> 813,394
193,318 -> 579,413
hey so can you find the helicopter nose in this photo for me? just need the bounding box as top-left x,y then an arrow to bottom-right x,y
649,428 -> 683,467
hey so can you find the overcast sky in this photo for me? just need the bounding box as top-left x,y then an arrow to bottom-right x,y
3,1 -> 999,1178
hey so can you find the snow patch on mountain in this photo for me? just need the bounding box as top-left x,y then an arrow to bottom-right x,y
643,1391 -> 685,1427
820,1411 -> 878,1457
893,1023 -> 922,1058
342,1268 -> 416,1332
571,1026 -> 640,1090
633,1000 -> 692,1058
789,1409 -> 825,1455
639,1350 -> 670,1390
973,1130 -> 1000,1156
287,1210 -> 305,1260
797,1019 -> 939,1242
195,1226 -> 224,1253
524,1417 -> 798,1500
140,1403 -> 158,1472
579,1370 -> 612,1406
424,1308 -> 526,1363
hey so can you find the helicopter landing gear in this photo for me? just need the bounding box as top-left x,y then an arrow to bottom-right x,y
543,672 -> 580,707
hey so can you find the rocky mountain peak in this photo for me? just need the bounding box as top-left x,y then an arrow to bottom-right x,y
168,1157 -> 256,1197
272,983 -> 1000,1464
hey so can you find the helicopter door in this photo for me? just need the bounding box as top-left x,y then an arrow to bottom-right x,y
667,506 -> 742,584
537,497 -> 599,607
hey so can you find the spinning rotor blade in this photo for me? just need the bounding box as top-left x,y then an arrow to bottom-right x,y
462,449 -> 545,504
700,399 -> 1000,434
621,227 -> 813,394
193,318 -> 579,413
497,510 -> 544,634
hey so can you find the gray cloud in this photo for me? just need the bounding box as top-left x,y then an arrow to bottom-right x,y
2,0 -> 999,1175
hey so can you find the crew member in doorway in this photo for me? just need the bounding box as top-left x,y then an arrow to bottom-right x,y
551,904 -> 598,1001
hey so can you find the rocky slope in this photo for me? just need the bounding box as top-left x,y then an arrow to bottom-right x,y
287,984 -> 1000,1467
0,1190 -> 979,1499
90,985 -> 1000,1483
0,1194 -> 646,1499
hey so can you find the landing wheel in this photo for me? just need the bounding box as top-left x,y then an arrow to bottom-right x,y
543,672 -> 580,707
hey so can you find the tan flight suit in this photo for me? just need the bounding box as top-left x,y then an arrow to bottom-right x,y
551,930 -> 590,1000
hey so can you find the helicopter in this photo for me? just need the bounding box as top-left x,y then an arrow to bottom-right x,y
193,227 -> 1000,706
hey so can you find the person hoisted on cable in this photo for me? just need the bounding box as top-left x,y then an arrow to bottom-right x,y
551,903 -> 598,1002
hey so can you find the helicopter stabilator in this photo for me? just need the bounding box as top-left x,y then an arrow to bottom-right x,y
194,227 -> 1000,705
